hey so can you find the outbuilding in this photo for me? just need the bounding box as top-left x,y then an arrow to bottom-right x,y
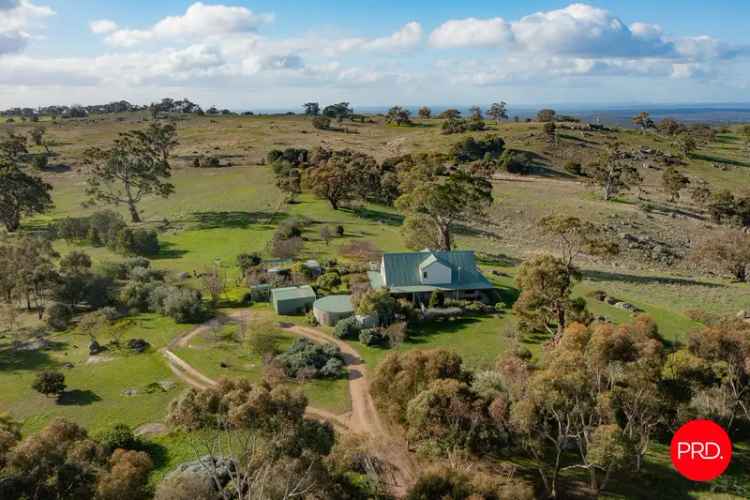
271,285 -> 317,315
313,295 -> 354,326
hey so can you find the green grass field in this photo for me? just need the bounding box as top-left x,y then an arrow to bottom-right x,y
0,314 -> 191,433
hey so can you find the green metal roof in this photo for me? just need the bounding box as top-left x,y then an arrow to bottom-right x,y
271,285 -> 316,302
314,295 -> 354,314
378,251 -> 492,290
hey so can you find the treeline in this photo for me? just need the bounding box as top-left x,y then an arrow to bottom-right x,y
267,136 -> 504,251
371,312 -> 750,498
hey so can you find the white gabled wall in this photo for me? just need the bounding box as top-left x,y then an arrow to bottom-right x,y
420,261 -> 452,285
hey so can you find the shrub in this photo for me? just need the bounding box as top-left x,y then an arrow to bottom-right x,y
31,154 -> 48,170
45,303 -> 72,331
333,316 -> 360,339
312,115 -> 331,130
275,338 -> 346,379
98,423 -> 141,453
335,225 -> 345,237
498,150 -> 534,175
121,280 -> 160,312
564,160 -> 583,176
237,252 -> 262,273
161,288 -> 206,323
32,371 -> 66,397
359,328 -> 387,347
316,272 -> 342,290
112,227 -> 160,256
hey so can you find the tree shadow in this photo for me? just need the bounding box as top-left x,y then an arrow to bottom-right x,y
151,242 -> 189,260
406,317 -> 484,345
0,340 -> 67,371
348,207 -> 404,226
477,253 -> 522,268
57,389 -> 102,406
190,211 -> 281,230
141,439 -> 171,470
558,133 -> 600,145
583,269 -> 725,288
691,152 -> 750,168
42,164 -> 72,173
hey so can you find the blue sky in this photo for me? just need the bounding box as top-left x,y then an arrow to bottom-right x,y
1,1 -> 749,109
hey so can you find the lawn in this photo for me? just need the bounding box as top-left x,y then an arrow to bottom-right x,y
0,314 -> 192,434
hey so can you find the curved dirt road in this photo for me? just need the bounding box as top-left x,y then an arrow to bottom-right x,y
162,310 -> 414,496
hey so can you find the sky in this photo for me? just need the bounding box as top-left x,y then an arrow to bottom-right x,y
1,0 -> 750,109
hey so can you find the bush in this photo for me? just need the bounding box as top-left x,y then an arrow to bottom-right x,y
333,316 -> 360,339
31,154 -> 48,170
112,227 -> 160,256
121,280 -> 160,312
316,272 -> 342,290
98,423 -> 141,453
564,160 -> 583,176
335,225 -> 344,237
275,338 -> 346,379
46,303 -> 72,331
161,287 -> 206,323
450,135 -> 505,163
498,150 -> 534,175
312,115 -> 331,130
359,328 -> 387,347
237,252 -> 262,273
32,371 -> 66,396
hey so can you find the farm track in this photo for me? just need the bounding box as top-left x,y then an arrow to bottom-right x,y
161,309 -> 415,497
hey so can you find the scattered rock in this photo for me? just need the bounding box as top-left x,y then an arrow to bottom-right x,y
166,456 -> 237,489
127,338 -> 150,353
122,388 -> 138,397
614,302 -> 642,313
13,338 -> 49,351
89,340 -> 104,355
62,362 -> 74,369
158,380 -> 176,391
134,422 -> 168,436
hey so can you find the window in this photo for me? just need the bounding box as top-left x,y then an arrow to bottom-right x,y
423,271 -> 428,279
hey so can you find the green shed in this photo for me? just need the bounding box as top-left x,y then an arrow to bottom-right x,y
271,286 -> 317,315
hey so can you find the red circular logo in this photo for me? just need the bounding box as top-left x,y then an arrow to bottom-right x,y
670,419 -> 732,481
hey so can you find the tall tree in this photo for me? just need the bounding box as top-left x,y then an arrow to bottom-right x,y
303,149 -> 369,210
586,145 -> 642,201
468,106 -> 483,121
302,102 -> 320,116
486,101 -> 509,124
539,216 -> 618,269
632,112 -> 654,133
83,123 -> 177,222
396,169 -> 493,251
692,229 -> 750,282
0,134 -> 53,232
385,106 -> 412,126
417,106 -> 431,119
512,255 -> 585,339
662,167 -> 690,202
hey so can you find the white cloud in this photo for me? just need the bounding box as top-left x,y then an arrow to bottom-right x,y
90,19 -> 118,35
429,4 -> 675,57
101,2 -> 273,47
0,0 -> 54,55
363,21 -> 422,51
326,22 -> 423,55
429,17 -> 512,48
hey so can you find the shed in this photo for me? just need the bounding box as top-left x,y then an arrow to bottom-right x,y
313,295 -> 354,326
271,286 -> 316,315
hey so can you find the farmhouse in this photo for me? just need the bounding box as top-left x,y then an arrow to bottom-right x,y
367,250 -> 494,303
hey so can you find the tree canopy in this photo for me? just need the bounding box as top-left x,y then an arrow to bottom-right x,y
83,122 -> 177,222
